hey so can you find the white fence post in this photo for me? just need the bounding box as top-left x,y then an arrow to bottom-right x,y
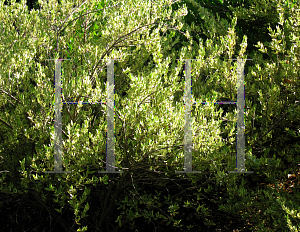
45,58 -> 123,174
46,58 -> 71,173
175,58 -> 253,174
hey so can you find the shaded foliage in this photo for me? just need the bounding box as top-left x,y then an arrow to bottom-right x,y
1,0 -> 300,231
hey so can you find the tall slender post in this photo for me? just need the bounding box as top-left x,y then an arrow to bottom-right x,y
229,58 -> 253,173
175,58 -> 253,174
46,59 -> 70,173
184,59 -> 192,173
176,59 -> 201,173
98,59 -> 123,173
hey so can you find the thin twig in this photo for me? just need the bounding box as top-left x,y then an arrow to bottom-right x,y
139,144 -> 184,164
58,2 -> 121,36
251,101 -> 300,148
88,18 -> 174,82
0,117 -> 13,129
0,88 -> 22,104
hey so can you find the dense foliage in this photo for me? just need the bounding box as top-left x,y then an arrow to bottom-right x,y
0,0 -> 300,231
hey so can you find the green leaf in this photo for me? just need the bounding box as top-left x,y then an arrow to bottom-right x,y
115,215 -> 122,227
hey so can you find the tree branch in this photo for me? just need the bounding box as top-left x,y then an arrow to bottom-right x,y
0,117 -> 13,129
58,2 -> 121,37
97,172 -> 130,229
0,88 -> 22,104
251,100 -> 300,148
170,178 -> 213,201
88,18 -> 173,84
138,144 -> 184,164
